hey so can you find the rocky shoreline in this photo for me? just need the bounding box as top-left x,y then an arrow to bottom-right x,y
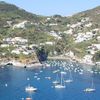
0,60 -> 43,68
0,56 -> 100,69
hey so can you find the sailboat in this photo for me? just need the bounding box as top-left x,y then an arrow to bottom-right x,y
54,73 -> 66,89
53,73 -> 60,84
64,71 -> 73,83
84,78 -> 95,92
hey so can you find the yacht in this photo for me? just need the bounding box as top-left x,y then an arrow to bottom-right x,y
25,85 -> 37,92
84,78 -> 95,92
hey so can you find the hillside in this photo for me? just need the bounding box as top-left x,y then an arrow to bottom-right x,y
0,1 -> 100,64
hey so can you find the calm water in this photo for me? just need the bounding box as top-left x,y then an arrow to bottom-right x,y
0,61 -> 100,100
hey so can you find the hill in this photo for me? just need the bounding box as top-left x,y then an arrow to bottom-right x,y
0,1 -> 100,64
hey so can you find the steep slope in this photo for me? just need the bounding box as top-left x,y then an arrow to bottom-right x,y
0,1 -> 100,63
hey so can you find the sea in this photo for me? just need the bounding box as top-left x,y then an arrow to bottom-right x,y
0,60 -> 100,100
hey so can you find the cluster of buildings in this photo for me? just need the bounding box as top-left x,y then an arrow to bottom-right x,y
0,36 -> 55,56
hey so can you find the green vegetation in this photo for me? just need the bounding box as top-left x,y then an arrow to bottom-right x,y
0,2 -> 100,62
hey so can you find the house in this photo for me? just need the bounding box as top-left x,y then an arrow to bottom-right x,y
65,51 -> 75,59
82,55 -> 93,65
92,44 -> 100,50
11,49 -> 21,55
86,49 -> 96,55
64,29 -> 73,35
11,37 -> 28,44
12,21 -> 28,29
75,31 -> 96,43
49,31 -> 61,39
45,42 -> 54,45
49,23 -> 58,26
85,23 -> 92,27
1,44 -> 9,47
3,37 -> 28,45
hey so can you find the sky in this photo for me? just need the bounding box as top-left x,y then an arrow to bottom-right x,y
1,0 -> 100,16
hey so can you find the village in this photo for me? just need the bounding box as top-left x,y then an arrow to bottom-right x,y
0,16 -> 100,67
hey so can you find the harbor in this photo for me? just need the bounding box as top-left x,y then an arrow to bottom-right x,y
0,60 -> 100,100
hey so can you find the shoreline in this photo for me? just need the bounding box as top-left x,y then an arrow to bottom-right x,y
48,56 -> 96,66
0,56 -> 99,69
0,60 -> 43,68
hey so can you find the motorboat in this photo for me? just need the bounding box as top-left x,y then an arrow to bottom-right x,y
26,97 -> 32,100
53,80 -> 60,84
84,88 -> 95,92
25,85 -> 37,92
64,79 -> 73,83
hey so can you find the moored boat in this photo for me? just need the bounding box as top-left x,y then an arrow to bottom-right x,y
25,85 -> 37,92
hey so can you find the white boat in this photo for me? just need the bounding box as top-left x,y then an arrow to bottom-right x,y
37,78 -> 40,80
64,71 -> 73,83
64,79 -> 73,83
27,77 -> 30,81
55,73 -> 66,89
5,83 -> 8,87
40,70 -> 43,73
53,80 -> 60,84
84,78 -> 95,92
26,97 -> 32,100
60,71 -> 66,75
55,84 -> 66,88
84,88 -> 95,92
45,77 -> 51,80
25,85 -> 37,92
34,76 -> 38,78
53,69 -> 60,73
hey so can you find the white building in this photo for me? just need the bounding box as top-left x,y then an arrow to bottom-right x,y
85,23 -> 92,27
82,55 -> 93,65
92,44 -> 100,50
13,21 -> 28,29
3,37 -> 28,44
49,31 -> 61,39
65,51 -> 75,58
1,44 -> 9,47
64,29 -> 73,35
75,31 -> 96,43
11,49 -> 21,55
45,42 -> 54,45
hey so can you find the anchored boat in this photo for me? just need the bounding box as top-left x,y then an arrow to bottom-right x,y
84,78 -> 95,92
25,85 -> 37,93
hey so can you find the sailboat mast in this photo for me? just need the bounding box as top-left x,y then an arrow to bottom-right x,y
61,73 -> 63,85
70,70 -> 72,80
91,78 -> 94,88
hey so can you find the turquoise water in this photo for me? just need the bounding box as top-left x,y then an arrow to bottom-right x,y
0,61 -> 100,100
